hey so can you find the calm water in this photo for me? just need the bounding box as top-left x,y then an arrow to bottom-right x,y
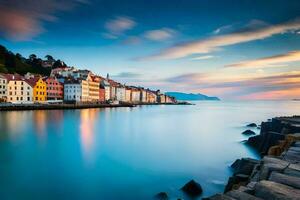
1,101 -> 300,200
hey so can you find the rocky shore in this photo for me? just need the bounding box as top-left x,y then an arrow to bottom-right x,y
204,116 -> 300,200
0,101 -> 192,111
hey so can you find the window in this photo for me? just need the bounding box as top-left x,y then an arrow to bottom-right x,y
16,97 -> 19,100
21,87 -> 23,90
27,92 -> 29,95
9,92 -> 12,95
35,97 -> 38,100
27,97 -> 30,101
20,97 -> 23,100
21,82 -> 23,85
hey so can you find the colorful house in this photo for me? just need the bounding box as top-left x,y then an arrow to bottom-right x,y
5,74 -> 33,103
27,77 -> 47,102
45,77 -> 64,101
64,79 -> 89,102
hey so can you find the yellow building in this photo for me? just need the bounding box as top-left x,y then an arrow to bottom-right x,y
27,77 -> 47,102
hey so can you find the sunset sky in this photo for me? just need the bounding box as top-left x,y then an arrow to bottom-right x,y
0,0 -> 300,100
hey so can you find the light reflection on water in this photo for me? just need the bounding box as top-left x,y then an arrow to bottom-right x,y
0,101 -> 300,199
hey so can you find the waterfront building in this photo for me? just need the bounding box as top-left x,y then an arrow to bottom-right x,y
147,90 -> 157,103
0,74 -> 7,102
125,87 -> 132,102
158,94 -> 166,103
5,74 -> 33,103
99,85 -> 106,102
116,85 -> 126,102
27,77 -> 47,102
100,79 -> 111,100
140,89 -> 147,103
87,75 -> 100,102
45,77 -> 64,101
64,79 -> 89,102
131,88 -> 141,103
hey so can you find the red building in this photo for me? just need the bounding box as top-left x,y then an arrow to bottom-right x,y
99,86 -> 106,102
45,77 -> 64,101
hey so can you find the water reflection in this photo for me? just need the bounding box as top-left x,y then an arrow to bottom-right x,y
0,111 -> 33,141
80,109 -> 98,163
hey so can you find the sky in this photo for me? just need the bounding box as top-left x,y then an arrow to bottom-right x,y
0,0 -> 300,100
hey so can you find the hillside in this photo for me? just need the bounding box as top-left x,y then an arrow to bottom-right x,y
0,45 -> 66,76
166,92 -> 220,101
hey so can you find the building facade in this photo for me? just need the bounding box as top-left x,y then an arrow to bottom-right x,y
131,89 -> 141,103
140,89 -> 147,103
116,86 -> 126,102
88,75 -> 100,102
5,74 -> 33,103
28,77 -> 47,102
64,79 -> 89,102
45,77 -> 63,101
125,87 -> 132,102
0,74 -> 7,102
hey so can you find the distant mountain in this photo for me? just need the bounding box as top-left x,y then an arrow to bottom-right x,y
166,92 -> 220,101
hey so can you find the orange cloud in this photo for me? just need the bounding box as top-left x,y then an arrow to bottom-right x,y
226,51 -> 300,68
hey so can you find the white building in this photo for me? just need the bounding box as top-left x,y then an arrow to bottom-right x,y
64,79 -> 89,102
116,86 -> 126,102
0,74 -> 7,101
5,74 -> 33,103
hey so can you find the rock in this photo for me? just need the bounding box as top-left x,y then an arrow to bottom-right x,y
284,163 -> 300,178
242,130 -> 256,135
254,180 -> 300,200
181,180 -> 203,196
269,171 -> 300,189
154,192 -> 168,200
203,193 -> 235,200
226,190 -> 263,200
224,174 -> 250,193
231,158 -> 259,175
247,123 -> 257,127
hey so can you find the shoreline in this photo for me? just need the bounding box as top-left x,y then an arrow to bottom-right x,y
204,116 -> 300,199
0,101 -> 192,111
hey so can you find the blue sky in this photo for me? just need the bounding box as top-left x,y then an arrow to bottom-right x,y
1,0 -> 300,99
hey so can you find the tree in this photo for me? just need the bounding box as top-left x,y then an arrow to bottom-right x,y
29,54 -> 37,61
45,55 -> 54,61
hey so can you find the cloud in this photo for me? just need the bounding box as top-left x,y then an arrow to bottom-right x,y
213,24 -> 234,34
122,36 -> 141,45
191,55 -> 215,60
226,51 -> 300,68
0,0 -> 86,41
139,18 -> 300,60
165,73 -> 208,84
104,16 -> 136,39
144,28 -> 176,41
112,72 -> 142,78
162,70 -> 300,99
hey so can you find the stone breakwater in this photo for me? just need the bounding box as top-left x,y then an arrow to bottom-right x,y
204,116 -> 300,200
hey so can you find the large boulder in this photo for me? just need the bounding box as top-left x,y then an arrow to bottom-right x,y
247,123 -> 257,128
231,158 -> 259,175
181,180 -> 203,197
242,130 -> 256,135
154,192 -> 168,200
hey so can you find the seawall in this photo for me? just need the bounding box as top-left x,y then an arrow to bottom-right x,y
0,101 -> 192,111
